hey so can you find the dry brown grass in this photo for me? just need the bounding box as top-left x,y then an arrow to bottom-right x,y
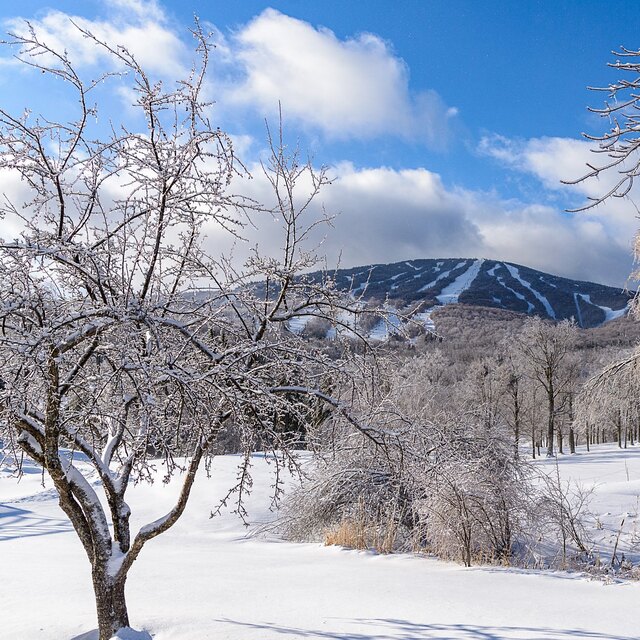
371,519 -> 398,554
324,519 -> 368,550
323,507 -> 398,554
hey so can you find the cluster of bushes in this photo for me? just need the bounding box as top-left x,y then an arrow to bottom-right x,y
281,354 -> 594,569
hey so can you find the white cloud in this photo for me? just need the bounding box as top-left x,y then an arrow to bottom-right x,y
478,133 -> 640,249
0,169 -> 34,241
477,133 -> 636,203
0,147 -> 630,288
108,0 -> 166,22
221,9 -> 457,145
0,5 -> 632,288
203,161 -> 633,288
4,1 -> 188,77
476,202 -> 632,288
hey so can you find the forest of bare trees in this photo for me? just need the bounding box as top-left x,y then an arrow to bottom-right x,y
283,42 -> 640,571
278,305 -> 640,567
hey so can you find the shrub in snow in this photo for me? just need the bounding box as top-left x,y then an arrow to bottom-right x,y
281,437 -> 413,553
415,422 -> 534,566
537,465 -> 594,566
282,354 -> 550,567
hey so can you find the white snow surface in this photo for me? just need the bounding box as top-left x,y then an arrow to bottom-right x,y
573,292 -> 585,328
368,311 -> 402,341
503,264 -> 556,318
389,271 -> 406,290
412,309 -> 436,332
603,304 -> 628,322
417,261 -> 467,293
285,315 -> 311,335
576,293 -> 629,323
495,274 -> 534,313
3,446 -> 640,639
436,259 -> 484,304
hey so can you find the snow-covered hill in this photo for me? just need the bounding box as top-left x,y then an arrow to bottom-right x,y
2,446 -> 640,639
325,258 -> 633,328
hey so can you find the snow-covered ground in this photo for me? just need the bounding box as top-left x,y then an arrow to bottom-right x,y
535,444 -> 640,566
2,445 -> 640,639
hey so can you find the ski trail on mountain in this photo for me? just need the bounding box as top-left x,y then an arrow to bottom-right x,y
504,264 -> 556,318
436,259 -> 484,304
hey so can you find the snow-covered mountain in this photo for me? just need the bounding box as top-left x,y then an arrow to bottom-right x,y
324,258 -> 633,328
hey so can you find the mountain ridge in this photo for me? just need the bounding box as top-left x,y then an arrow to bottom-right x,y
320,257 -> 633,328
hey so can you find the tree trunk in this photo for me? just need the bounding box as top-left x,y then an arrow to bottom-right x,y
569,426 -> 576,454
567,394 -> 575,454
617,411 -> 622,449
93,567 -> 130,640
557,426 -> 563,454
531,425 -> 536,459
546,383 -> 555,457
513,387 -> 520,459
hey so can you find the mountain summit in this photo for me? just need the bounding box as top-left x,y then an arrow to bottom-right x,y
326,258 -> 632,328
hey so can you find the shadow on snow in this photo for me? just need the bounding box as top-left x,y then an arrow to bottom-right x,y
0,503 -> 71,541
218,617 -> 638,640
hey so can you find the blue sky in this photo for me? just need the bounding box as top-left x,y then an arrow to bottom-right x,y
2,0 -> 640,286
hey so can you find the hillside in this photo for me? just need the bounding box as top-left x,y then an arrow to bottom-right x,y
422,304 -> 640,355
323,258 -> 633,328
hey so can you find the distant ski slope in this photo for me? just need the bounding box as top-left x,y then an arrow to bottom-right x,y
322,257 -> 631,328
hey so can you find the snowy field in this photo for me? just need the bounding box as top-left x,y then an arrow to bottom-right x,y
2,446 -> 640,639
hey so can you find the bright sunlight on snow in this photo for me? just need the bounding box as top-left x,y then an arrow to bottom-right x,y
2,447 -> 640,639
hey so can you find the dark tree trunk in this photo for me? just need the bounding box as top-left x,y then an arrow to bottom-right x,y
546,380 -> 555,457
93,567 -> 130,640
586,424 -> 590,451
568,395 -> 575,454
617,411 -> 623,448
557,428 -> 563,454
531,432 -> 536,458
508,375 -> 521,459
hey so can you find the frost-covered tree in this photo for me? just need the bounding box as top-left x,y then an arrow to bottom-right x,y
562,48 -> 640,448
564,47 -> 640,212
0,24 -> 380,640
419,418 -> 532,566
283,353 -> 537,567
515,318 -> 578,457
462,357 -> 503,431
495,350 -> 532,458
577,350 -> 640,448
